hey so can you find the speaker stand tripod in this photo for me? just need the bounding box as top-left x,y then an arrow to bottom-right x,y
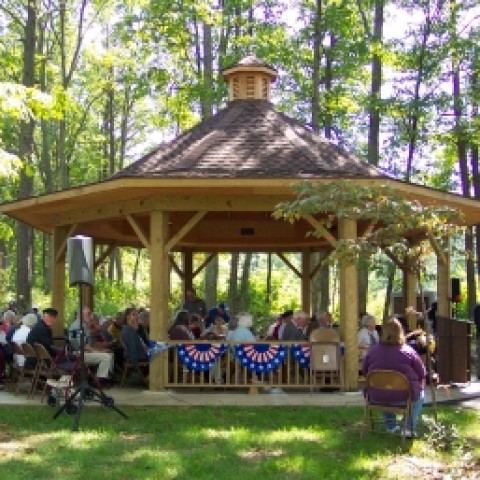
53,286 -> 127,431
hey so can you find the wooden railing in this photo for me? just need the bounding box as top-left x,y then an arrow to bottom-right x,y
163,341 -> 333,393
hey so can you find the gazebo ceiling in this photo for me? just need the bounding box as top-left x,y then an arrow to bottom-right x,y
2,54 -> 480,250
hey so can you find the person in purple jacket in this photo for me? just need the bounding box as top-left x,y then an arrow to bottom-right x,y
362,317 -> 426,437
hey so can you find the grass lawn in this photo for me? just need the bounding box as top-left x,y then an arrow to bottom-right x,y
0,403 -> 479,479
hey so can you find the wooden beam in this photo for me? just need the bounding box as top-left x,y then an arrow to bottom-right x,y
169,254 -> 184,279
427,232 -> 447,266
164,210 -> 207,254
193,253 -> 216,278
54,223 -> 77,263
126,214 -> 150,250
94,244 -> 116,268
303,214 -> 338,247
382,247 -> 405,270
276,253 -> 301,278
54,195 -> 286,226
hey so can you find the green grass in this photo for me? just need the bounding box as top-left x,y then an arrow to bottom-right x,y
0,404 -> 479,479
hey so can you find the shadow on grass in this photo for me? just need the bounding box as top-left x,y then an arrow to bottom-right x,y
1,404 -> 475,480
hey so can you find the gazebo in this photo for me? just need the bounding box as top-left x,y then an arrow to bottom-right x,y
2,54 -> 480,391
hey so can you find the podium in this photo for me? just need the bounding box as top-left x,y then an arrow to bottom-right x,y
436,316 -> 472,384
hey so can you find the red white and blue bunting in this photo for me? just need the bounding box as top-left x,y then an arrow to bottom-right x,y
292,343 -> 310,369
177,343 -> 228,372
234,343 -> 287,373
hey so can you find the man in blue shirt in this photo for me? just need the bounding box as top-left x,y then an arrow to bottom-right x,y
205,302 -> 230,329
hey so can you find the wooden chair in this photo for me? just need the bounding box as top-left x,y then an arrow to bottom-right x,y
33,343 -> 73,403
363,369 -> 413,442
309,340 -> 343,392
119,340 -> 149,387
9,343 -> 27,393
18,343 -> 40,398
309,328 -> 340,343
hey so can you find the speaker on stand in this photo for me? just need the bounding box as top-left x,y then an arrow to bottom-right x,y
53,235 -> 127,430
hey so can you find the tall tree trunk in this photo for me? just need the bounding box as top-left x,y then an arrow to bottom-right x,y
470,50 -> 480,281
382,262 -> 396,323
266,253 -> 271,304
228,253 -> 239,314
451,0 -> 475,316
309,1 -> 330,314
238,253 -> 252,312
357,0 -> 384,316
204,255 -> 218,309
16,0 -> 38,313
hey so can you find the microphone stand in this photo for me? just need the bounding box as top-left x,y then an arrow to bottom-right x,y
53,284 -> 127,431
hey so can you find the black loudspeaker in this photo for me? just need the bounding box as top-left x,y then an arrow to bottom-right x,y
67,236 -> 94,286
451,277 -> 461,303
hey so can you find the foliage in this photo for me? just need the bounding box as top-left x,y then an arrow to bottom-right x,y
421,415 -> 464,453
63,277 -> 150,326
274,180 -> 463,267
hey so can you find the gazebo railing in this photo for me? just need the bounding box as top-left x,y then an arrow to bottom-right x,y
163,341 -> 316,392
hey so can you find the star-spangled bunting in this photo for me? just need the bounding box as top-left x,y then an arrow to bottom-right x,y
292,343 -> 311,369
234,343 -> 287,373
177,343 -> 228,372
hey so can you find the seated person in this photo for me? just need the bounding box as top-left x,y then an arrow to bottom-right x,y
68,306 -> 115,383
362,317 -> 426,437
281,311 -> 309,341
201,316 -> 228,339
108,311 -> 125,343
168,310 -> 194,341
227,314 -> 255,342
205,302 -> 230,329
25,307 -> 61,368
121,307 -> 149,365
12,313 -> 38,366
358,314 -> 379,360
188,314 -> 203,339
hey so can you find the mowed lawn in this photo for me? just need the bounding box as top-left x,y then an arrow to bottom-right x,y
0,404 -> 479,479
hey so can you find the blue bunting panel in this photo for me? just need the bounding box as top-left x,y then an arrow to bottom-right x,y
177,343 -> 228,372
147,341 -> 171,361
292,343 -> 311,369
234,343 -> 287,373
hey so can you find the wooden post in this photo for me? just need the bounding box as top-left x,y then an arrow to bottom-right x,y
338,218 -> 359,391
301,249 -> 311,315
52,226 -> 68,338
149,211 -> 170,390
437,236 -> 451,320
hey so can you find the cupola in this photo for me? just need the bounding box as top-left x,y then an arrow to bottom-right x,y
222,54 -> 277,102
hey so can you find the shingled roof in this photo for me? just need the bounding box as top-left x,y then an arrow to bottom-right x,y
112,99 -> 387,180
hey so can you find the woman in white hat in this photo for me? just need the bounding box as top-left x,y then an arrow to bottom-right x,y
12,313 -> 38,366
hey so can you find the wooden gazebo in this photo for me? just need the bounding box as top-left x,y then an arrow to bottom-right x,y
2,54 -> 480,390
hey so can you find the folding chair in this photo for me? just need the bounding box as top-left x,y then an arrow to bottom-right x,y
33,343 -> 74,403
19,343 -> 41,398
119,340 -> 149,387
309,341 -> 343,392
309,328 -> 340,343
363,369 -> 413,442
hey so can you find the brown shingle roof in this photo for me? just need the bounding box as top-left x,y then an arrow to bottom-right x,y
112,100 -> 388,180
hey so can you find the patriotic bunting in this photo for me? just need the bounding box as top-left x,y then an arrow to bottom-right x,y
177,343 -> 228,372
292,343 -> 311,369
234,343 -> 287,373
